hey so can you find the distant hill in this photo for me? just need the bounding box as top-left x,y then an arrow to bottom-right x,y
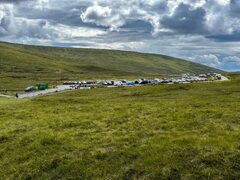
0,41 -> 222,90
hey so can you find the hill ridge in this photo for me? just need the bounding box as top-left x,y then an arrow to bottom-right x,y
0,41 -> 223,90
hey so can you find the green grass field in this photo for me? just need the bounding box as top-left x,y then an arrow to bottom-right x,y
0,41 -> 238,179
0,41 -> 222,91
0,75 -> 239,179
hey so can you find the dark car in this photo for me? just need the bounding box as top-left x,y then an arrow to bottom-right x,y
25,86 -> 35,92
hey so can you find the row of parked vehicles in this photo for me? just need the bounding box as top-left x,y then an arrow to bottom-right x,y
25,73 -> 227,92
62,76 -> 208,88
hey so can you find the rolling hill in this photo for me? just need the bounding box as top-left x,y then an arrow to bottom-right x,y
0,41 -> 222,90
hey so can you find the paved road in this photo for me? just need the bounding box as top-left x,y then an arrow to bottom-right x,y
17,85 -> 90,99
220,76 -> 229,81
0,94 -> 14,98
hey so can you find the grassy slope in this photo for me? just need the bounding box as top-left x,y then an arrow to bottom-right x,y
0,75 -> 239,179
0,41 -> 222,90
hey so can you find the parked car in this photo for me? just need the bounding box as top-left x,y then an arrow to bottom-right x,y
25,86 -> 35,92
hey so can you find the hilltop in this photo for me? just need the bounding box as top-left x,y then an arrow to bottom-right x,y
0,41 -> 222,90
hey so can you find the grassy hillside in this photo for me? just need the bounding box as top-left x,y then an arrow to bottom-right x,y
0,41 -> 222,90
0,75 -> 239,179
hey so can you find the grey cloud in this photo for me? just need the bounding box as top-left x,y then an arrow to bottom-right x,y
15,7 -> 84,26
230,0 -> 240,16
206,34 -> 240,42
121,20 -> 153,34
16,20 -> 53,39
161,3 -> 207,34
0,0 -> 30,4
0,7 -> 57,39
13,2 -> 92,27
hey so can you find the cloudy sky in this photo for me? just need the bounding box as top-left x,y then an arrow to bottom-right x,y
0,0 -> 240,71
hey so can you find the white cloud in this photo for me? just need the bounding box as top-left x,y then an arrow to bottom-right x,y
216,0 -> 230,6
80,1 -> 164,33
222,56 -> 240,70
193,54 -> 221,68
190,54 -> 240,71
34,0 -> 50,10
222,56 -> 240,64
52,24 -> 107,38
81,4 -> 124,31
0,4 -> 55,39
